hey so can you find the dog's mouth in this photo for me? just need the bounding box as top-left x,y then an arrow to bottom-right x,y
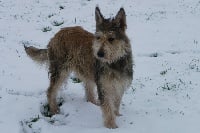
95,52 -> 128,64
95,54 -> 117,64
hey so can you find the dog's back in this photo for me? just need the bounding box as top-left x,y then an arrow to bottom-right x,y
25,26 -> 95,79
47,26 -> 95,79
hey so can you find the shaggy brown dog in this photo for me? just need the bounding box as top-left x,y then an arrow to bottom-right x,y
24,7 -> 133,128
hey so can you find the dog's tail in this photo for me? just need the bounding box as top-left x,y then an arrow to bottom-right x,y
24,45 -> 48,65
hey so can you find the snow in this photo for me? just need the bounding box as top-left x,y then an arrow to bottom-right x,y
0,0 -> 200,132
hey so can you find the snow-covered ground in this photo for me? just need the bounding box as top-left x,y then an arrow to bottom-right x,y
0,0 -> 200,132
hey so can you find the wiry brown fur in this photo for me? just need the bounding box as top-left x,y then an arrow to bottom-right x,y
24,7 -> 133,129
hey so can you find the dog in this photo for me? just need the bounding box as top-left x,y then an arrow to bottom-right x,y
24,7 -> 133,128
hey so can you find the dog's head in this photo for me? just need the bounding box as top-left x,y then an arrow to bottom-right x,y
93,6 -> 131,64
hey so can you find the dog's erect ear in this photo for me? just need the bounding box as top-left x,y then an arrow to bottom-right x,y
115,8 -> 127,31
95,6 -> 104,25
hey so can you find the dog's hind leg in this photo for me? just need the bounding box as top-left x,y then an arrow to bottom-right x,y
84,80 -> 99,105
47,64 -> 68,115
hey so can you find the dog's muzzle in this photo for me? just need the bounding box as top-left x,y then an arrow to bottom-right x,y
97,51 -> 105,58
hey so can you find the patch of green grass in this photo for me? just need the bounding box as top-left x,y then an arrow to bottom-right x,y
189,58 -> 200,72
158,78 -> 190,93
161,82 -> 176,90
149,52 -> 159,57
42,26 -> 52,32
71,77 -> 82,83
23,115 -> 40,128
59,5 -> 65,10
48,13 -> 55,18
160,70 -> 167,75
30,115 -> 40,123
52,20 -> 64,26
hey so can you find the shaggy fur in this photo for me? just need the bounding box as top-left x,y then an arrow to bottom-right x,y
24,7 -> 133,129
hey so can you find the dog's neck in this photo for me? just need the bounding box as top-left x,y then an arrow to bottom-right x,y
95,52 -> 133,77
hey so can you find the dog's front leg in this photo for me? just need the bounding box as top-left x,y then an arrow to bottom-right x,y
101,96 -> 118,129
97,84 -> 118,128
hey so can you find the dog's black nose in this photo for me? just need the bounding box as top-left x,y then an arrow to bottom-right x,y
97,51 -> 104,58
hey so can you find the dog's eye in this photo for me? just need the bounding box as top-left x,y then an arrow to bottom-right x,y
108,37 -> 115,43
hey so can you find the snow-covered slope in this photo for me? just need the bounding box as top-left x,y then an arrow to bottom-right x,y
0,0 -> 200,132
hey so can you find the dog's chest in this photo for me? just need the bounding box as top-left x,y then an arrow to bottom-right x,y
100,62 -> 132,91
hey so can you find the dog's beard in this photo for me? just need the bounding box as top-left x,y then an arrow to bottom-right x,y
92,40 -> 130,64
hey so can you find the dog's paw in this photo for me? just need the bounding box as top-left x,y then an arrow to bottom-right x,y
114,111 -> 123,116
50,107 -> 60,115
93,99 -> 100,106
104,120 -> 118,129
87,98 -> 100,106
40,103 -> 59,117
40,98 -> 64,117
